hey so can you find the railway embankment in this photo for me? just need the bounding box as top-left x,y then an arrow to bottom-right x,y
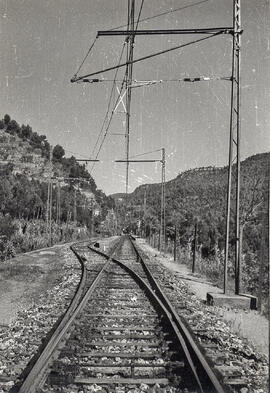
137,238 -> 268,392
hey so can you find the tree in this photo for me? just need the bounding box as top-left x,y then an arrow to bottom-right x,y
7,120 -> 20,134
21,124 -> 32,139
4,114 -> 10,125
53,144 -> 65,161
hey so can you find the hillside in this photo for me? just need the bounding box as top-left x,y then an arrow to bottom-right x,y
112,152 -> 269,236
0,114 -> 115,259
112,152 -> 269,309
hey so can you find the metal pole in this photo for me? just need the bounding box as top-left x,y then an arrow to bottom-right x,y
174,225 -> 177,261
47,145 -> 53,246
234,0 -> 241,295
224,0 -> 241,294
160,148 -> 165,251
46,145 -> 52,234
73,186 -> 77,223
46,180 -> 50,232
224,50 -> 234,293
267,162 -> 270,323
58,181 -> 61,224
125,0 -> 135,200
192,222 -> 198,273
49,180 -> 52,246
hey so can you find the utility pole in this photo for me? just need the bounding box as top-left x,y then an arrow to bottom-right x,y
266,163 -> 270,320
224,0 -> 242,294
56,180 -> 61,224
160,148 -> 166,251
174,225 -> 177,261
143,186 -> 147,237
49,180 -> 53,246
89,199 -> 94,237
192,222 -> 198,273
46,145 -> 53,246
73,185 -> 77,223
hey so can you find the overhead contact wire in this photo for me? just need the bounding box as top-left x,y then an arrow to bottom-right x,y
91,41 -> 126,156
89,67 -> 128,173
110,0 -> 210,31
89,41 -> 127,173
91,0 -> 144,174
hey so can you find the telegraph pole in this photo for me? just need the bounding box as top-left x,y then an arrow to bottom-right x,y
46,145 -> 53,246
56,180 -> 61,224
224,0 -> 242,294
73,185 -> 77,223
192,222 -> 198,273
143,186 -> 147,237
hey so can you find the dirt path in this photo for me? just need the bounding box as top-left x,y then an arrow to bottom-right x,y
0,243 -> 75,324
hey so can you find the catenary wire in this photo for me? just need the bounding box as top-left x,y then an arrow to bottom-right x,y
90,0 -> 145,174
110,0 -> 210,31
90,40 -> 127,161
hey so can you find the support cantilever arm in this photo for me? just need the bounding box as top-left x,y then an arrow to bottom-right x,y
71,32 -> 223,83
97,27 -> 234,36
115,159 -> 162,163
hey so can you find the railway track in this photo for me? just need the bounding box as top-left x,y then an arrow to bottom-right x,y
13,236 -> 227,393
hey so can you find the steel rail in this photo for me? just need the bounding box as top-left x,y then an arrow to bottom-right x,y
111,255 -> 204,392
82,238 -> 225,392
16,237 -> 123,393
61,240 -> 204,391
15,235 -> 225,393
128,236 -> 226,393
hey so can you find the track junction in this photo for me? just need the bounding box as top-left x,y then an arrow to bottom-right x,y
10,235 -> 237,393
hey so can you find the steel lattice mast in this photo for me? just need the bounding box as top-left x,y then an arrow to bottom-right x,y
125,0 -> 135,199
224,0 -> 242,294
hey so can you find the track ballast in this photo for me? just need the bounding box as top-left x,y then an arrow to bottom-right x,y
15,236 -> 226,393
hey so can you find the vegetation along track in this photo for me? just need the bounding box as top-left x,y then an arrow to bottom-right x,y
13,236 -> 227,393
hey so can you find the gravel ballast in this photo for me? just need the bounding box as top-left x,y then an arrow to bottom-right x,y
137,239 -> 268,393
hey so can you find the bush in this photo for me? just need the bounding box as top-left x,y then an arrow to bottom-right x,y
0,237 -> 16,261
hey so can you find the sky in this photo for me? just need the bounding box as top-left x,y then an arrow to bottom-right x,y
1,0 -> 269,194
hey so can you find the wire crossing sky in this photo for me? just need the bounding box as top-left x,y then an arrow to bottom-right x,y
1,0 -> 269,194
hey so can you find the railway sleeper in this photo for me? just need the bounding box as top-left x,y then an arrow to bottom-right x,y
79,366 -> 167,378
54,361 -> 179,369
73,315 -> 161,324
73,323 -> 161,330
60,351 -> 176,359
71,333 -> 163,340
73,376 -> 171,386
66,340 -> 172,348
73,325 -> 162,333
